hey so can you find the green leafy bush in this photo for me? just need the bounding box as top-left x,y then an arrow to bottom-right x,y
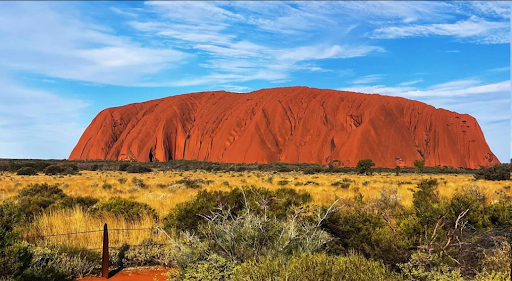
42,164 -> 78,176
89,197 -> 157,221
118,163 -> 130,171
101,182 -> 113,190
126,165 -> 152,173
474,164 -> 510,181
177,254 -> 237,281
199,210 -> 331,262
164,187 -> 311,232
414,159 -> 425,174
0,202 -> 32,279
356,159 -> 375,175
175,178 -> 203,189
16,184 -> 97,219
233,252 -> 402,281
322,206 -> 406,265
16,167 -> 38,176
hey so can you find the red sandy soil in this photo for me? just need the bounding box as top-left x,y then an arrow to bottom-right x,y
79,267 -> 168,281
70,86 -> 498,168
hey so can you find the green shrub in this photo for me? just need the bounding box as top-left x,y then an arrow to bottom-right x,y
101,182 -> 113,190
331,180 -> 350,189
16,167 -> 37,176
131,177 -> 146,188
322,207 -> 406,265
175,178 -> 203,189
26,246 -> 100,279
277,180 -> 289,186
89,197 -> 157,221
178,254 -> 237,281
126,165 -> 151,173
233,252 -> 402,281
43,165 -> 63,175
447,187 -> 490,229
414,159 -> 425,174
118,163 -> 130,171
16,184 -> 97,219
356,159 -> 375,175
15,265 -> 71,281
413,179 -> 441,226
117,177 -> 127,184
474,164 -> 510,181
199,210 -> 330,262
0,202 -> 32,279
42,164 -> 77,176
399,252 -> 463,281
164,187 -> 311,232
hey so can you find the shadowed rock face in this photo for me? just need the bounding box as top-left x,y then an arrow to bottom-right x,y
69,87 -> 498,168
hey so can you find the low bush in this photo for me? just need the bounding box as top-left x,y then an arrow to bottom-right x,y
131,177 -> 146,188
118,163 -> 130,171
474,164 -> 510,181
199,209 -> 331,262
126,165 -> 151,174
43,165 -> 63,175
177,254 -> 237,281
0,202 -> 32,279
16,184 -> 97,219
89,197 -> 158,221
175,178 -> 203,189
233,252 -> 402,281
101,182 -> 113,190
164,187 -> 311,232
26,246 -> 100,279
16,167 -> 38,176
43,164 -> 78,176
356,159 -> 375,175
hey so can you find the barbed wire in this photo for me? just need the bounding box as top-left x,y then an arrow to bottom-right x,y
24,227 -> 161,240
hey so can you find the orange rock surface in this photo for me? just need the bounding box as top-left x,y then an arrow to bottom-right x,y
69,87 -> 498,168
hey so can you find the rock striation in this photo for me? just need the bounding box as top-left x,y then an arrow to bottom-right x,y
70,87 -> 498,168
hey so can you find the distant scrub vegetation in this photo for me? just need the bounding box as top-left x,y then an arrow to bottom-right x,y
2,159 -> 509,177
0,158 -> 510,280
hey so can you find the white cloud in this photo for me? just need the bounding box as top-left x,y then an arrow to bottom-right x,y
469,2 -> 511,19
0,73 -> 89,159
344,79 -> 509,98
399,79 -> 423,86
369,16 -> 509,44
350,74 -> 384,85
0,2 -> 189,86
219,85 -> 252,93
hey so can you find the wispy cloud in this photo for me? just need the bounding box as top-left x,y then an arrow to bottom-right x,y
0,2 -> 189,86
369,15 -> 509,44
343,79 -> 510,98
350,74 -> 384,85
399,79 -> 423,86
0,73 -> 88,159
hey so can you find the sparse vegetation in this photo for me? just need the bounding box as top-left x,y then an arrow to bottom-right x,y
356,159 -> 375,175
414,159 -> 425,174
474,163 -> 510,181
0,160 -> 509,280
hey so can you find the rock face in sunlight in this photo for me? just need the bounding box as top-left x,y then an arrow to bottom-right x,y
69,86 -> 498,168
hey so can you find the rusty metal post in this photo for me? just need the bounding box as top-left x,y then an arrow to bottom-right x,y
102,223 -> 109,279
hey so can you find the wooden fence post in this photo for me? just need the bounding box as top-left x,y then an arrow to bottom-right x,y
102,223 -> 109,279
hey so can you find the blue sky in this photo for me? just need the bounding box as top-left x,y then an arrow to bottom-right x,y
0,1 -> 510,162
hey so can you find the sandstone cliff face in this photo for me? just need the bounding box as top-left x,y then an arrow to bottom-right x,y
69,87 -> 498,168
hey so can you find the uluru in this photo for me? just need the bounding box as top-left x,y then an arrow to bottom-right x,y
69,87 -> 498,168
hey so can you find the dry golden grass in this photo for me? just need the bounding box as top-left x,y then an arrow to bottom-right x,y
24,208 -> 168,250
1,170 -> 510,214
1,170 -> 509,249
